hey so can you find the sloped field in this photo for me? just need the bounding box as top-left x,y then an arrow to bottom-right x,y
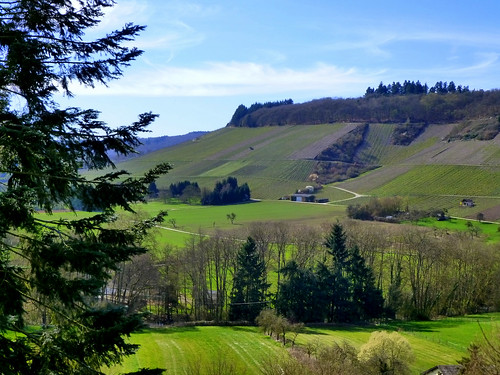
370,165 -> 500,197
107,313 -> 500,375
112,123 -> 500,214
107,326 -> 285,375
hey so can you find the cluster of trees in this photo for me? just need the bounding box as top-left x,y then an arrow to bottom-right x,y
169,180 -> 200,197
227,225 -> 384,324
447,117 -> 500,141
256,309 -> 304,346
0,1 -> 169,373
92,218 -> 500,326
365,80 -> 470,97
159,180 -> 202,203
201,176 -> 251,205
275,223 -> 384,323
346,197 -> 404,221
225,89 -> 500,126
228,99 -> 294,127
313,161 -> 377,185
229,237 -> 269,321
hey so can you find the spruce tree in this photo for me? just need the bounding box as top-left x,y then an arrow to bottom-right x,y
229,237 -> 269,321
348,245 -> 384,320
324,223 -> 351,322
0,1 -> 169,373
323,223 -> 384,323
275,260 -> 325,323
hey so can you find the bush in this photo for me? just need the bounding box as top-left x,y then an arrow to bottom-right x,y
358,331 -> 414,375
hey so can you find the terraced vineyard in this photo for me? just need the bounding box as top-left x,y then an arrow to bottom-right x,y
112,122 -> 500,219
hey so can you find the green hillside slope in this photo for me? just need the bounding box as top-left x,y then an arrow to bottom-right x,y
114,122 -> 500,220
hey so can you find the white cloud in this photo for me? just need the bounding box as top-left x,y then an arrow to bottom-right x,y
71,61 -> 382,98
95,0 -> 150,30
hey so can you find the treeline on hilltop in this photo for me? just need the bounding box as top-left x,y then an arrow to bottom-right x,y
228,99 -> 294,127
364,80 -> 469,97
227,81 -> 500,127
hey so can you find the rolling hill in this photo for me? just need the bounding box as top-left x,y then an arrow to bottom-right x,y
112,120 -> 500,221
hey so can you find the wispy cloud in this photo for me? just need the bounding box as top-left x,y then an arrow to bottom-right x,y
322,27 -> 500,61
72,62 -> 382,98
90,1 -> 207,53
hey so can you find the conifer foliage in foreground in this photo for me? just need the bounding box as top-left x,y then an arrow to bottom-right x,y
0,1 -> 169,373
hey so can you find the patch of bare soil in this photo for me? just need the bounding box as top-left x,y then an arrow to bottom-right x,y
414,123 -> 456,142
289,123 -> 358,160
478,204 -> 500,221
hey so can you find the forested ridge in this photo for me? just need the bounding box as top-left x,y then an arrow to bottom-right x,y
227,81 -> 500,128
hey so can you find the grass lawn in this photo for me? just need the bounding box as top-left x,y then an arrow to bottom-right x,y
36,200 -> 346,248
129,200 -> 345,250
415,216 -> 500,243
105,313 -> 500,375
105,326 -> 286,375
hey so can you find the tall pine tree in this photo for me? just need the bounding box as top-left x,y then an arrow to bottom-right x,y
323,223 -> 384,323
229,237 -> 269,321
324,223 -> 351,322
0,1 -> 169,373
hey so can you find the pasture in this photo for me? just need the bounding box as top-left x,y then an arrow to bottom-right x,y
106,313 -> 500,375
415,216 -> 500,243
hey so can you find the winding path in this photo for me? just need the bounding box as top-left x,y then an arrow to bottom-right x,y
324,185 -> 369,203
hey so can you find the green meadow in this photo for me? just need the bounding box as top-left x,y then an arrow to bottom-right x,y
415,216 -> 500,243
107,313 -> 500,375
38,200 -> 346,248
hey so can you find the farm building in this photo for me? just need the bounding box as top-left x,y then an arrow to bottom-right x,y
460,198 -> 475,207
291,193 -> 315,202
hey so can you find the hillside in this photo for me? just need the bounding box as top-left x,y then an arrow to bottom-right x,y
113,120 -> 500,221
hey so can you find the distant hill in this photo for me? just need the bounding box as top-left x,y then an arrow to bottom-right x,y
109,131 -> 208,162
112,122 -> 500,221
107,83 -> 500,221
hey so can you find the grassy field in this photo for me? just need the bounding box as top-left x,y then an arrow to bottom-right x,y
37,200 -> 347,248
38,195 -> 500,248
106,325 -> 286,375
414,216 -> 500,243
106,313 -> 500,375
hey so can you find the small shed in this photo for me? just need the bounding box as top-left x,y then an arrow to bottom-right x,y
291,193 -> 315,202
421,365 -> 463,375
460,199 -> 475,207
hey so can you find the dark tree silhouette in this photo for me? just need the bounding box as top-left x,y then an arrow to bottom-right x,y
0,1 -> 169,373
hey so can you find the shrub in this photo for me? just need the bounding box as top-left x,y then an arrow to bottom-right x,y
358,331 -> 414,375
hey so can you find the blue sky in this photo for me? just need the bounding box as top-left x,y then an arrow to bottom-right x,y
63,0 -> 500,137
